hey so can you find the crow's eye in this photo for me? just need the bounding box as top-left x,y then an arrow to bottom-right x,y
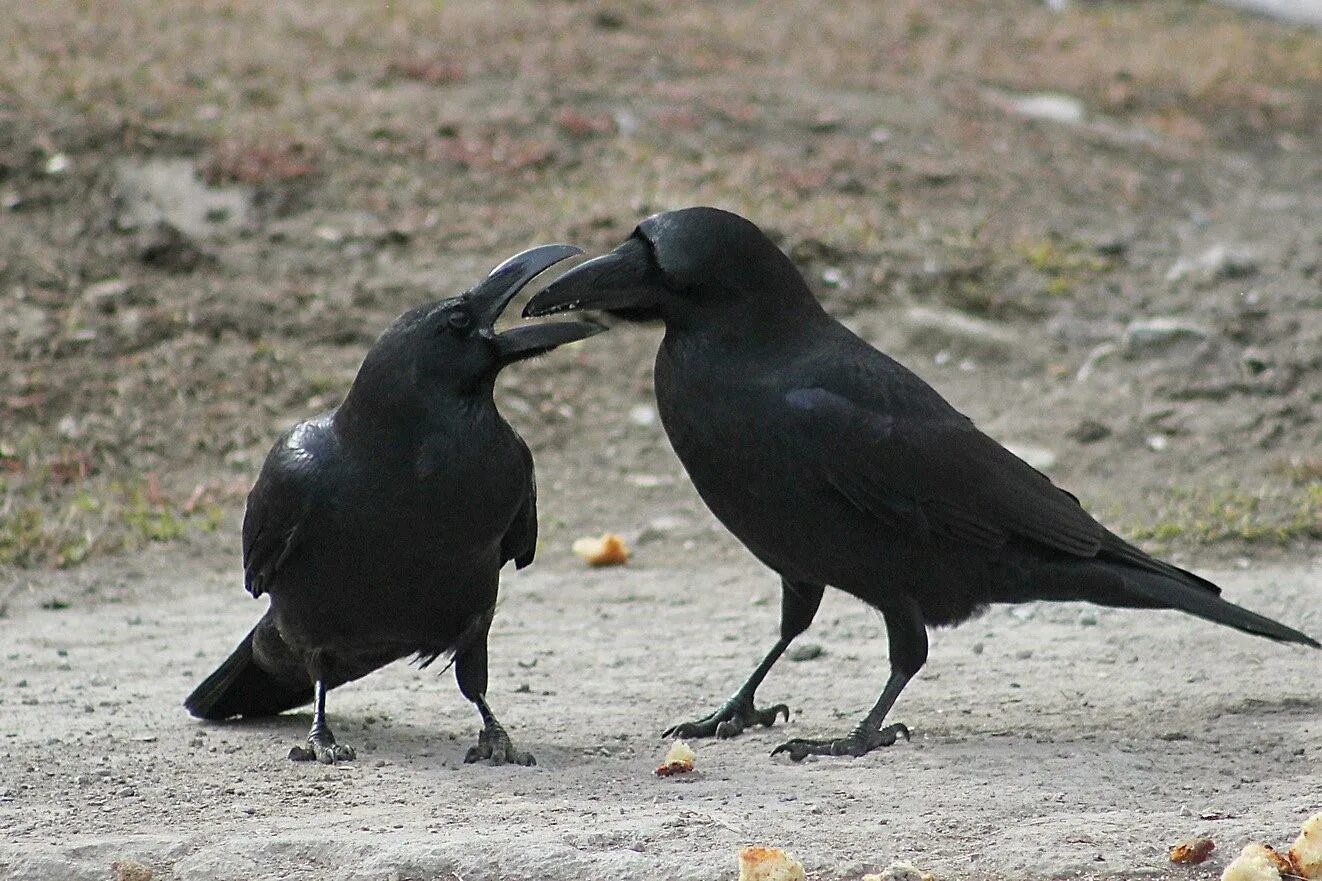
446,310 -> 472,332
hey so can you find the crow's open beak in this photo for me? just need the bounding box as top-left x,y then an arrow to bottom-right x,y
470,243 -> 583,328
493,316 -> 604,364
522,236 -> 665,317
468,243 -> 605,364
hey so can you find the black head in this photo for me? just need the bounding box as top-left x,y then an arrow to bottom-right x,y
523,207 -> 820,328
345,245 -> 602,415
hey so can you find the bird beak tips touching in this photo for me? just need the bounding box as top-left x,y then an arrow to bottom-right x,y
468,243 -> 584,330
522,238 -> 662,317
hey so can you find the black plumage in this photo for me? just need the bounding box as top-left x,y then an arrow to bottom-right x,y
525,206 -> 1318,760
186,245 -> 601,765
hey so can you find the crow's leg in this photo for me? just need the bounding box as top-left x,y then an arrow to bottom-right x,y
772,596 -> 926,761
288,678 -> 356,764
455,609 -> 534,767
664,579 -> 824,740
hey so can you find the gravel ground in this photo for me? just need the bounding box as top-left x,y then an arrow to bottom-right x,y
2,551 -> 1319,880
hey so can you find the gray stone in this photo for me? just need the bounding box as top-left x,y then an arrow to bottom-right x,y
1002,442 -> 1058,472
903,306 -> 1020,359
113,158 -> 251,240
628,404 -> 657,427
5,302 -> 51,349
81,279 -> 132,312
1008,92 -> 1086,124
1165,244 -> 1258,285
787,643 -> 825,662
1215,0 -> 1322,27
1067,419 -> 1111,444
1124,317 -> 1210,354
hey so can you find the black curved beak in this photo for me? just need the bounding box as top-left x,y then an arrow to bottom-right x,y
522,236 -> 665,318
469,244 -> 605,364
493,317 -> 604,364
470,243 -> 582,328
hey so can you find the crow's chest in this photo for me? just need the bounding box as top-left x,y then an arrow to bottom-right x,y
332,430 -> 526,548
656,359 -> 802,516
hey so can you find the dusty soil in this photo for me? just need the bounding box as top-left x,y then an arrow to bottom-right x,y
2,554 -> 1320,880
1,1 -> 1321,878
1,0 -> 1319,573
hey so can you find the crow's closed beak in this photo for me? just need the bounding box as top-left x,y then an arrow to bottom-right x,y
522,236 -> 665,317
468,243 -> 605,364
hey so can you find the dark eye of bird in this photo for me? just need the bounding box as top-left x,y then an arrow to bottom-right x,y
446,310 -> 472,333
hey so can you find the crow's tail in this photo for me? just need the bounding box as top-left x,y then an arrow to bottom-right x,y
184,623 -> 313,720
1114,562 -> 1319,647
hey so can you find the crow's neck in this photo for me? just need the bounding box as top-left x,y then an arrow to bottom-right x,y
664,292 -> 832,358
334,387 -> 497,462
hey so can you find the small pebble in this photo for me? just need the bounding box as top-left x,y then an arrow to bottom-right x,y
787,643 -> 825,662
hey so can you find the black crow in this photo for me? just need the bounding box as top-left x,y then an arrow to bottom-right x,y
185,245 -> 601,765
525,207 -> 1318,760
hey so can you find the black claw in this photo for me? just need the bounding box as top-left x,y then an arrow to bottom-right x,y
771,722 -> 911,761
662,695 -> 792,741
289,736 -> 355,764
466,723 -> 535,767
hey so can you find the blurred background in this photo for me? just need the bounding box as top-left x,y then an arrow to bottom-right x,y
1,0 -> 1319,588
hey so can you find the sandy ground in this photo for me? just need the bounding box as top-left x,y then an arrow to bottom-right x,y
2,4 -> 1320,879
2,550 -> 1319,881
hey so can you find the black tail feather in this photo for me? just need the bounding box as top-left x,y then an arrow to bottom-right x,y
184,625 -> 313,720
1114,564 -> 1319,648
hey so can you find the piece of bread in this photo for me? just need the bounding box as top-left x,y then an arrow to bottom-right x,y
571,533 -> 629,566
655,740 -> 696,777
1170,838 -> 1216,865
1221,843 -> 1288,881
738,846 -> 805,881
1289,813 -> 1322,880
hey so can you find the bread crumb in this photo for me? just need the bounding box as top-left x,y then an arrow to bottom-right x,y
1170,838 -> 1216,864
1221,843 -> 1286,881
1289,813 -> 1322,880
571,533 -> 629,566
738,846 -> 805,881
655,739 -> 696,776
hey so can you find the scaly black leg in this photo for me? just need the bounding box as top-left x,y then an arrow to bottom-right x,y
664,579 -> 824,740
773,595 -> 926,761
455,608 -> 534,766
289,678 -> 356,764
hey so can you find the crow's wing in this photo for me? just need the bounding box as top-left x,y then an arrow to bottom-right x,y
784,387 -> 1103,557
241,420 -> 329,598
500,435 -> 538,570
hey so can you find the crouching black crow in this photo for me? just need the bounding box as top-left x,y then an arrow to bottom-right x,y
186,245 -> 601,765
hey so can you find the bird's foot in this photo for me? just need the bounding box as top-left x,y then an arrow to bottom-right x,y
663,694 -> 789,740
289,730 -> 356,765
464,721 -> 535,767
771,722 -> 909,761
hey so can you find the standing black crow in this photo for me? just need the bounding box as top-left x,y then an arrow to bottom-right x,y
524,207 -> 1318,760
186,245 -> 601,765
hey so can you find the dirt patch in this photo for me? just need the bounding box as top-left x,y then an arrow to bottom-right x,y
2,555 -> 1320,880
1,0 -> 1319,574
